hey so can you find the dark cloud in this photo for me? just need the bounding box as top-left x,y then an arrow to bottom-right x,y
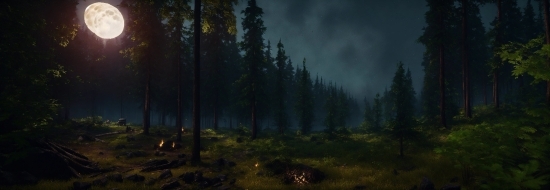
235,0 -> 429,100
234,0 -> 531,101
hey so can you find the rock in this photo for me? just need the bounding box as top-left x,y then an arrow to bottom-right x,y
173,143 -> 182,149
161,180 -> 181,190
126,135 -> 135,141
92,177 -> 108,186
229,178 -> 236,185
450,177 -> 459,183
107,174 -> 123,182
126,152 -> 135,158
159,169 -> 172,179
0,170 -> 15,185
218,185 -> 231,190
198,178 -> 213,188
216,174 -> 227,181
194,171 -> 204,182
213,182 -> 223,187
393,169 -> 399,175
211,158 -> 236,168
419,177 -> 435,190
210,137 -> 219,141
440,184 -> 461,190
179,172 -> 194,184
177,159 -> 186,166
255,171 -> 265,176
236,137 -> 243,143
124,174 -> 145,182
115,144 -> 126,150
409,185 -> 417,190
145,178 -> 157,186
78,134 -> 95,142
354,185 -> 367,190
142,159 -> 169,167
177,154 -> 186,158
98,151 -> 104,155
73,181 -> 92,190
118,118 -> 126,126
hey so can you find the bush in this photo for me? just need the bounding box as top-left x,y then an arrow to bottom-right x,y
435,108 -> 550,189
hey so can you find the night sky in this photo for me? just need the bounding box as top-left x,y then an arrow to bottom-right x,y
77,0 -> 533,101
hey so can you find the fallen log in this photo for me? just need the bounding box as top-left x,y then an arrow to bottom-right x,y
95,131 -> 122,138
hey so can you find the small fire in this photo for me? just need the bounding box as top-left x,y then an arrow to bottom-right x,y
172,142 -> 175,148
159,139 -> 164,147
255,162 -> 259,167
182,128 -> 184,132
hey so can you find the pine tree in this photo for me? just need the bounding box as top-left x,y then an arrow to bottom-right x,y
372,93 -> 383,132
361,97 -> 374,132
238,0 -> 266,140
295,58 -> 314,134
388,62 -> 417,157
274,39 -> 288,134
200,0 -> 238,130
324,82 -> 337,138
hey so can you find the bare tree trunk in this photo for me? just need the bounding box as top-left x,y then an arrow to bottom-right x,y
192,0 -> 202,164
176,21 -> 183,142
462,0 -> 472,118
493,0 -> 501,109
439,0 -> 447,129
543,0 -> 550,106
144,65 -> 151,134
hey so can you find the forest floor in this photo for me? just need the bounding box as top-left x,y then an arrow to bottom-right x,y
3,122 -> 464,190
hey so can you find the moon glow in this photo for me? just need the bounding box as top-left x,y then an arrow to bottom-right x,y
84,2 -> 124,39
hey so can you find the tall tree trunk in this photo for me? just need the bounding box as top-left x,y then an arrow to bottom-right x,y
214,96 -> 218,130
176,22 -> 183,142
543,0 -> 550,106
484,83 -> 487,105
144,65 -> 151,135
462,0 -> 472,118
399,136 -> 404,157
439,0 -> 447,129
192,0 -> 201,164
493,0 -> 501,109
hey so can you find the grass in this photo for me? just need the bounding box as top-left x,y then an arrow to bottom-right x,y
2,122 -> 462,190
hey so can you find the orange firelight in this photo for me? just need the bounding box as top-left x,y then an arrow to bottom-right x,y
159,139 -> 164,147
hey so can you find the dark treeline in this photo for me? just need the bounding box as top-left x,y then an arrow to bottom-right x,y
2,0 -> 550,142
0,0 -> 362,137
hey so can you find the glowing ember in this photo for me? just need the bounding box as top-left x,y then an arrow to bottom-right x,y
172,142 -> 175,148
255,162 -> 259,167
159,139 -> 164,147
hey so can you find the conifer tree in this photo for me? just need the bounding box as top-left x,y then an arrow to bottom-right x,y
372,93 -> 383,132
238,0 -> 267,140
295,58 -> 314,134
274,40 -> 288,134
388,62 -> 417,157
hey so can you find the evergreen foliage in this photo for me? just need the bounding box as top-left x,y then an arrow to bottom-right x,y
295,58 -> 314,135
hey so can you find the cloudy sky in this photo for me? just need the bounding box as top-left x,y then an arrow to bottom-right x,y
77,0 -> 533,101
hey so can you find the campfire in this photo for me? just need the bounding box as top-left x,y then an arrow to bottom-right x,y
154,139 -> 182,151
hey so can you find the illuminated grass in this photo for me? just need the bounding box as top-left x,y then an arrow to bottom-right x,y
4,125 -> 463,190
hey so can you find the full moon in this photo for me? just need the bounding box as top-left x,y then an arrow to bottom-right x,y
84,2 -> 124,39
